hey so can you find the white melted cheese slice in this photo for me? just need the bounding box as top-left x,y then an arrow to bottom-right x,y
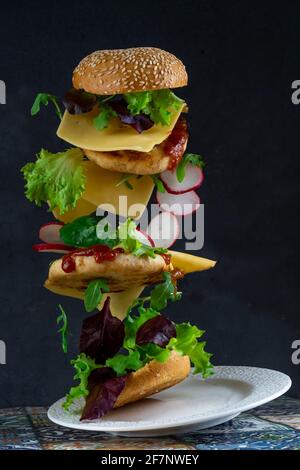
168,250 -> 216,273
82,161 -> 154,219
57,103 -> 185,152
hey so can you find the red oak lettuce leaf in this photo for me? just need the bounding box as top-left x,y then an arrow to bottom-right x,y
136,314 -> 176,348
81,375 -> 126,420
110,100 -> 154,133
63,88 -> 97,114
79,297 -> 125,363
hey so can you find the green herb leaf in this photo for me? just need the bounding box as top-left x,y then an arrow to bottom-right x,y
150,272 -> 181,311
117,219 -> 167,258
168,322 -> 213,378
63,353 -> 101,410
176,153 -> 205,183
151,175 -> 166,193
84,279 -> 109,313
31,93 -> 63,120
93,102 -> 117,130
57,304 -> 69,354
116,174 -> 134,190
21,147 -> 86,215
105,350 -> 143,376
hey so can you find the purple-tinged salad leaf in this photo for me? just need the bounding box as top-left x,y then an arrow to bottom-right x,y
63,88 -> 97,115
79,297 -> 125,363
87,366 -> 115,391
81,375 -> 126,420
110,101 -> 153,133
136,314 -> 176,348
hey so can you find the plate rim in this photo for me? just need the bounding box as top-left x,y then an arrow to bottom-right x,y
47,365 -> 292,432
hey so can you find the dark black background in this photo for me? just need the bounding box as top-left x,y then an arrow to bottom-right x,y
0,0 -> 299,407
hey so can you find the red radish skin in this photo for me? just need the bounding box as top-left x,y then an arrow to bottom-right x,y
160,164 -> 204,195
39,222 -> 64,244
156,190 -> 200,216
135,228 -> 155,247
33,243 -> 75,254
146,212 -> 180,249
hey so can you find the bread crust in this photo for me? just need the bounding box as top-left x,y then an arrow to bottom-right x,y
45,252 -> 171,293
114,351 -> 191,408
73,47 -> 188,95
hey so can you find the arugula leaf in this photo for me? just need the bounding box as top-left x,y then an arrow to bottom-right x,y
105,350 -> 143,376
116,174 -> 134,190
93,102 -> 117,130
63,353 -> 101,410
123,306 -> 159,350
84,279 -> 109,313
21,147 -> 86,215
57,305 -> 69,354
168,323 -> 213,378
124,89 -> 183,126
31,93 -> 63,120
150,272 -> 182,311
151,175 -> 166,193
176,153 -> 205,183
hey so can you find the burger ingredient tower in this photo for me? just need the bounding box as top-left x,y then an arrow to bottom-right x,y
22,47 -> 216,421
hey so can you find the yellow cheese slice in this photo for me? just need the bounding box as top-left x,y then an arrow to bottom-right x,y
44,283 -> 144,320
57,103 -> 185,153
52,198 -> 97,223
82,161 -> 154,219
168,250 -> 216,273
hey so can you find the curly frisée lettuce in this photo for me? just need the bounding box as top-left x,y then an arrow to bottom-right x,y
21,148 -> 86,215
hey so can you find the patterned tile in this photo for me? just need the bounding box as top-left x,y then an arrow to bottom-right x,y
0,397 -> 299,450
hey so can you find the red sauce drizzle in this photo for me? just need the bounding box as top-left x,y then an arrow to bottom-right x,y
164,117 -> 189,170
62,245 -> 124,273
160,253 -> 171,265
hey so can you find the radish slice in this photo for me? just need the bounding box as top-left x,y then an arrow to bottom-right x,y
39,222 -> 64,244
156,190 -> 200,216
33,243 -> 74,254
160,164 -> 204,195
135,228 -> 155,247
146,212 -> 180,249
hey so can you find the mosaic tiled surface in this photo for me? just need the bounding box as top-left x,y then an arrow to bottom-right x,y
0,396 -> 299,450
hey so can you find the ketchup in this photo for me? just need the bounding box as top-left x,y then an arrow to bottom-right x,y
164,117 -> 188,170
62,245 -> 124,273
160,253 -> 171,265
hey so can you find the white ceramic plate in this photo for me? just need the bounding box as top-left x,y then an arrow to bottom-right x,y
48,366 -> 291,437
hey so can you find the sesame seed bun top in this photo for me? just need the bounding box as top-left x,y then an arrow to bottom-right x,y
72,47 -> 188,95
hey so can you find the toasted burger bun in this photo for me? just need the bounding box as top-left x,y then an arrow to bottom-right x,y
45,252 -> 171,293
82,352 -> 190,418
73,47 -> 188,95
115,352 -> 190,408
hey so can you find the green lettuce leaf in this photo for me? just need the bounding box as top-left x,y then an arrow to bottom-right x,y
84,279 -> 109,313
124,89 -> 183,126
21,148 -> 86,215
168,322 -> 213,378
123,306 -> 159,350
60,214 -> 117,248
31,92 -> 63,120
63,353 -> 101,410
105,350 -> 143,376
